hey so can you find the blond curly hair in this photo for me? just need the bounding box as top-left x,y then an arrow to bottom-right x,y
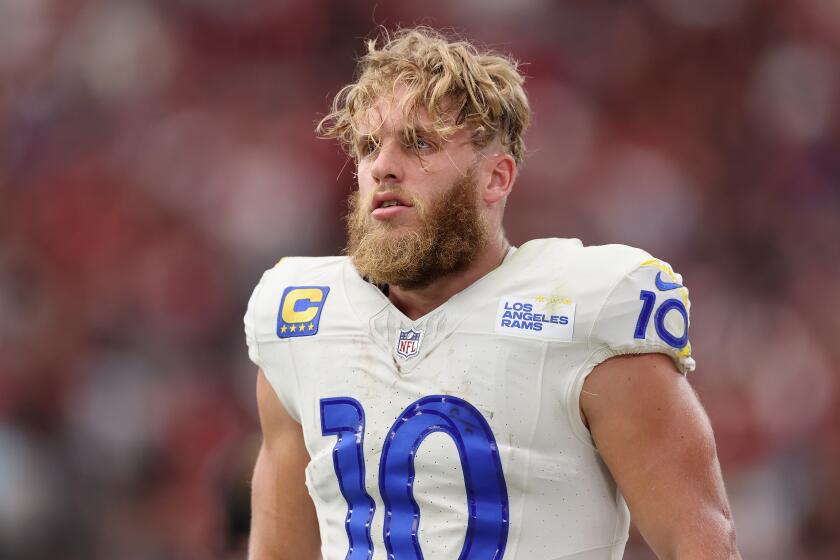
317,27 -> 530,166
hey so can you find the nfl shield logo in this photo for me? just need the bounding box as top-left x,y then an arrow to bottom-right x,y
396,328 -> 424,360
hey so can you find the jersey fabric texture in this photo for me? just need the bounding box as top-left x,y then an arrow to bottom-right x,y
244,238 -> 695,560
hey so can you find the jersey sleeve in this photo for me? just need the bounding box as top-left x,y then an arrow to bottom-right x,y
242,261 -> 302,422
589,258 -> 695,374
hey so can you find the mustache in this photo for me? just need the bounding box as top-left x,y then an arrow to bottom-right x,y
354,185 -> 426,218
363,184 -> 418,206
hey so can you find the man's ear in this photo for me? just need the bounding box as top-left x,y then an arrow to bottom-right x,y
482,153 -> 516,204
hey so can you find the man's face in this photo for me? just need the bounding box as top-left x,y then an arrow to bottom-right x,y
346,95 -> 489,289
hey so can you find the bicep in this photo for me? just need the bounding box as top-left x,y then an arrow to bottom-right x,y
581,354 -> 736,559
250,369 -> 320,560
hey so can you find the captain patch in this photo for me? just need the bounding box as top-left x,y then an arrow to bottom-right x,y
277,286 -> 330,338
495,296 -> 575,341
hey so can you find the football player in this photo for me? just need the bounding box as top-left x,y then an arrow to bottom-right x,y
245,27 -> 741,560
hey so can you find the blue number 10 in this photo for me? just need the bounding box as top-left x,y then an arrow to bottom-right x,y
633,290 -> 689,349
320,395 -> 509,560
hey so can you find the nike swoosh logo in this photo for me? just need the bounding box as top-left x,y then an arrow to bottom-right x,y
655,271 -> 683,291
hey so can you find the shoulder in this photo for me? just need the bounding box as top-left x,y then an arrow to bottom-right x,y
243,256 -> 347,361
516,238 -> 694,373
517,237 -> 651,266
515,238 -> 655,293
246,255 -> 347,320
251,254 -> 345,302
258,255 -> 347,287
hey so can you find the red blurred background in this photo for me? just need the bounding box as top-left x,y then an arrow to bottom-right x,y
1,1 -> 839,558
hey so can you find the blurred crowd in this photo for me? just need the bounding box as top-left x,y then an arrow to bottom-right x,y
1,0 -> 839,558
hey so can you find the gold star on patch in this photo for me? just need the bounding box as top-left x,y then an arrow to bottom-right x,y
280,324 -> 288,333
289,324 -> 297,333
308,323 -> 315,331
535,295 -> 546,303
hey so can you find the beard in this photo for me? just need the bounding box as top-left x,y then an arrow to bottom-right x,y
346,168 -> 488,290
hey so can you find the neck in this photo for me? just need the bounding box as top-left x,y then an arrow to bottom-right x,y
387,230 -> 510,320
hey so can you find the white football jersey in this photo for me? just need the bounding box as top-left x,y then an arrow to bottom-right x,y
244,238 -> 695,560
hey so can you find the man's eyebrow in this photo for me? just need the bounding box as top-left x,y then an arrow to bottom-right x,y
354,132 -> 379,144
404,126 -> 444,141
355,125 -> 446,144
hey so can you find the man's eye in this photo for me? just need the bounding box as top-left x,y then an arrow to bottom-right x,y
358,139 -> 378,156
413,137 -> 434,150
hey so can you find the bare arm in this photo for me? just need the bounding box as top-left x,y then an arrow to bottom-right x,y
581,353 -> 740,560
249,369 -> 320,560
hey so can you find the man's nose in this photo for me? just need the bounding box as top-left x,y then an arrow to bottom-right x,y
370,140 -> 405,185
